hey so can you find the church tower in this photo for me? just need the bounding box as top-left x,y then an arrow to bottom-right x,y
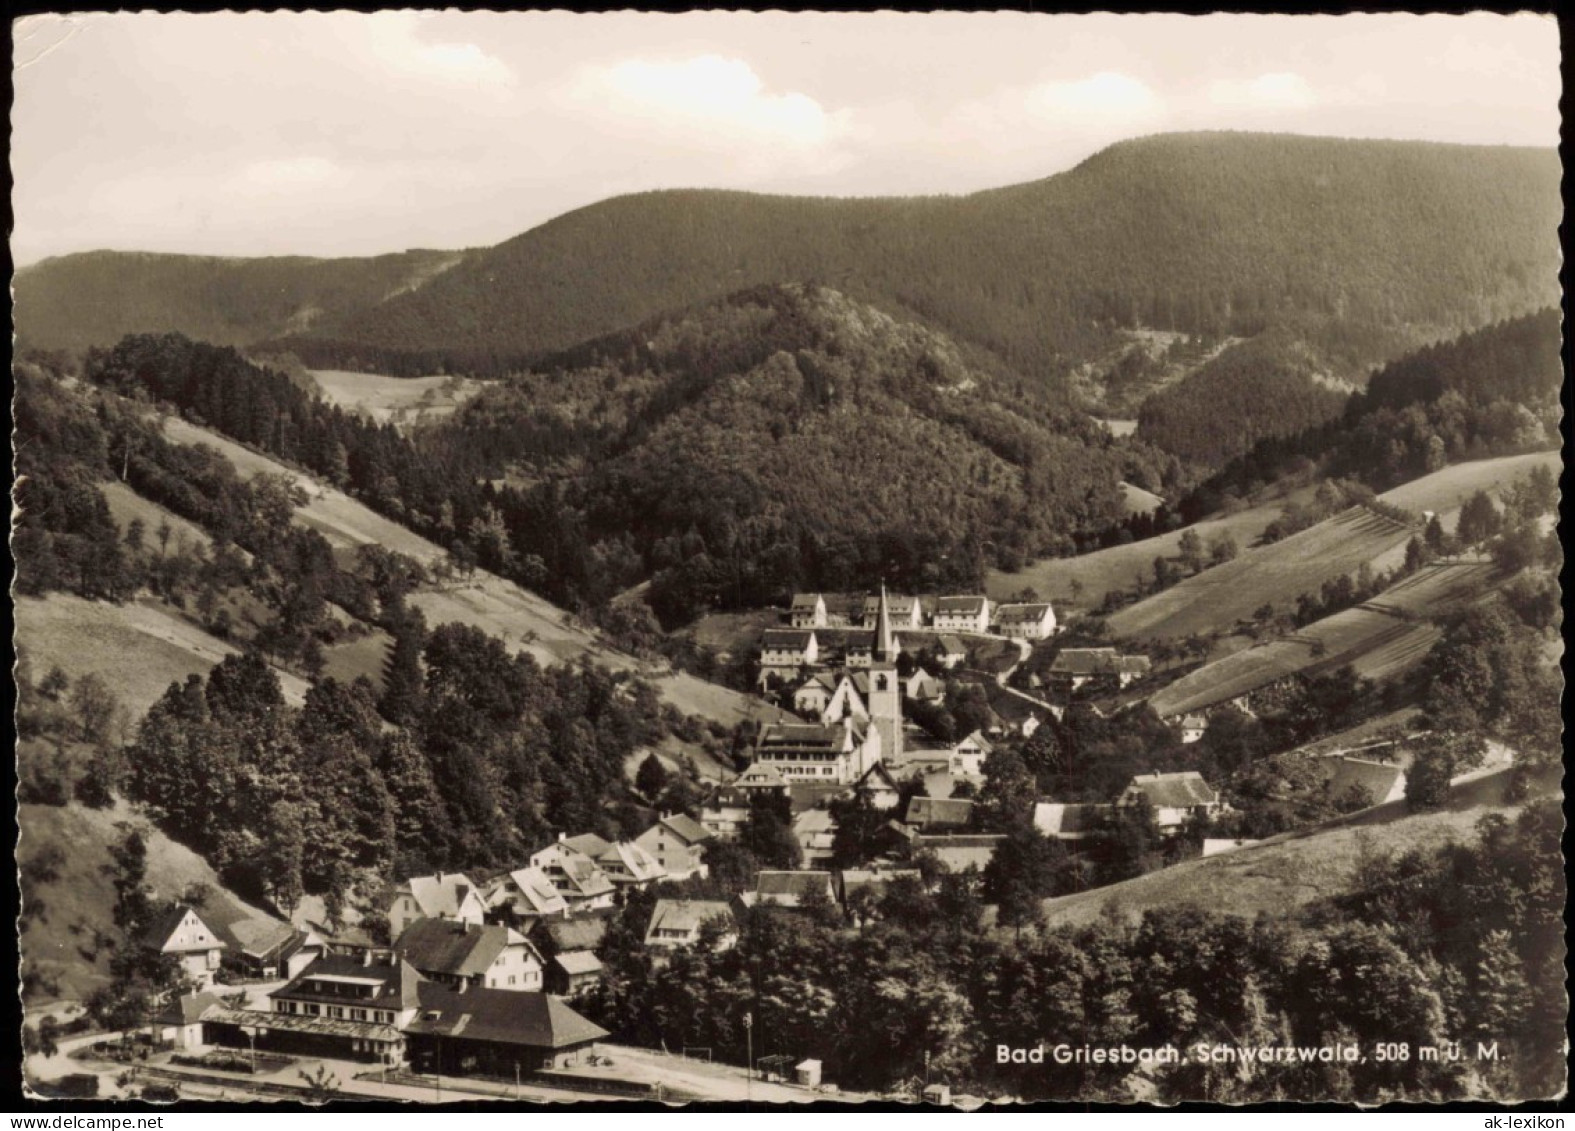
866,584 -> 903,766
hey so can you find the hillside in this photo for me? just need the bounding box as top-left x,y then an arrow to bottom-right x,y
20,801 -> 280,1003
1108,505 -> 1416,641
13,248 -> 468,353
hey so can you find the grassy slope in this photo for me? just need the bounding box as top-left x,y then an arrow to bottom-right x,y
1109,506 -> 1415,642
1377,450 -> 1562,531
155,414 -> 778,727
308,369 -> 485,428
20,801 -> 281,1004
15,594 -> 310,720
1034,764 -> 1543,932
1147,560 -> 1500,717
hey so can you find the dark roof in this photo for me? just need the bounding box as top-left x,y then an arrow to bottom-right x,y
762,629 -> 815,650
1318,757 -> 1404,802
562,833 -> 613,859
936,635 -> 967,654
995,603 -> 1053,623
936,596 -> 988,614
1124,772 -> 1220,808
204,1004 -> 401,1044
856,762 -> 900,793
758,722 -> 847,752
539,914 -> 611,953
220,917 -> 299,960
155,991 -> 224,1027
655,813 -> 711,844
787,781 -> 853,814
408,984 -> 609,1049
139,905 -> 213,952
790,593 -> 824,610
755,871 -> 834,898
645,900 -> 737,939
276,954 -> 425,1010
394,919 -> 524,979
1048,647 -> 1118,675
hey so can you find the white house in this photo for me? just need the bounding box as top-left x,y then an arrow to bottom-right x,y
1032,801 -> 1109,842
140,906 -> 225,989
595,841 -> 668,889
792,672 -> 839,718
483,866 -> 570,923
699,785 -> 752,839
934,635 -> 968,669
152,991 -> 223,1050
950,730 -> 993,778
863,593 -> 922,629
1179,715 -> 1208,744
634,813 -> 713,881
792,808 -> 839,867
528,841 -> 618,912
643,900 -> 738,954
789,593 -> 828,629
759,629 -> 819,690
854,762 -> 903,810
903,668 -> 944,705
388,873 -> 488,941
994,602 -> 1058,641
933,595 -> 992,634
394,918 -> 546,992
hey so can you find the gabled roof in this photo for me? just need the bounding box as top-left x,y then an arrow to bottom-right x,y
1048,647 -> 1118,674
995,603 -> 1054,624
936,635 -> 967,655
486,867 -> 569,917
856,762 -> 901,793
222,917 -> 299,960
1116,656 -> 1152,675
1032,802 -> 1109,836
763,629 -> 815,650
1124,771 -> 1220,808
155,991 -> 224,1027
395,918 -> 537,978
277,954 -> 425,1011
408,983 -> 608,1048
562,833 -> 613,860
936,595 -> 988,614
755,871 -> 834,901
797,671 -> 839,693
550,951 -> 605,977
398,873 -> 482,919
836,869 -> 922,902
956,729 -> 994,754
645,899 -> 737,941
652,812 -> 711,845
555,853 -> 617,898
139,905 -> 218,953
735,763 -> 787,788
1180,715 -> 1208,729
790,593 -> 825,610
757,722 -> 848,753
598,841 -> 666,882
905,796 -> 975,829
1318,757 -> 1405,803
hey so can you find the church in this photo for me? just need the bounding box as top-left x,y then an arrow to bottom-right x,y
751,586 -> 905,784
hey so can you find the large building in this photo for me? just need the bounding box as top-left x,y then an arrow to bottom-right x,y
994,602 -> 1059,640
751,719 -> 879,785
933,595 -> 992,634
392,918 -> 545,993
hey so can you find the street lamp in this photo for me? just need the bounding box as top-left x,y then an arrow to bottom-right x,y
241,1025 -> 258,1075
743,1011 -> 753,1103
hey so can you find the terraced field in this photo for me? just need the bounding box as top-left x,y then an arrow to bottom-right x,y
1148,560 -> 1499,717
1110,506 -> 1416,642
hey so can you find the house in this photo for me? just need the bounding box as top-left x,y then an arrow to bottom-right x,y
989,692 -> 1046,739
1032,802 -> 1109,842
835,867 -> 922,914
140,905 -> 225,989
742,870 -> 837,910
595,841 -> 667,889
994,602 -> 1058,641
792,808 -> 838,866
951,730 -> 992,778
388,873 -> 487,941
1179,715 -> 1208,744
751,718 -> 879,785
854,762 -> 903,810
759,629 -> 819,690
221,917 -> 322,982
915,833 -> 1005,873
789,593 -> 829,629
394,918 -> 545,992
1047,648 -> 1152,695
642,899 -> 739,954
635,813 -> 713,880
904,796 -> 975,831
792,672 -> 840,718
528,839 -> 618,912
482,866 -> 570,925
862,593 -> 922,629
934,635 -> 968,669
934,595 -> 991,634
700,785 -> 753,839
404,982 -> 609,1074
546,951 -> 604,997
1316,757 -> 1407,808
560,832 -> 614,860
1119,771 -> 1223,830
903,668 -> 944,705
733,762 -> 789,792
152,991 -> 223,1050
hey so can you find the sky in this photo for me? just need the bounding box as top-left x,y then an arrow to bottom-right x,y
9,11 -> 1562,266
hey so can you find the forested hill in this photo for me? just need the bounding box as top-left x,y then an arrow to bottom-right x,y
306,133 -> 1558,383
12,247 -> 469,352
420,282 -> 1157,624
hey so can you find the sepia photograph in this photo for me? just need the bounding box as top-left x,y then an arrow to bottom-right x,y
10,10 -> 1566,1109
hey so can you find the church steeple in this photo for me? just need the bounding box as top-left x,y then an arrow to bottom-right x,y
873,583 -> 896,663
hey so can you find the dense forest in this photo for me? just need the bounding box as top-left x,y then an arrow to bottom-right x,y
1186,309 -> 1563,516
70,286 -> 1182,626
13,248 -> 466,353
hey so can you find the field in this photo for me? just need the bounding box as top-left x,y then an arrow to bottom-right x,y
99,481 -> 212,553
1119,481 -> 1165,516
308,369 -> 484,428
1378,450 -> 1561,529
1147,560 -> 1498,717
155,414 -> 774,727
1033,762 -> 1546,932
320,628 -> 393,691
20,801 -> 279,1003
15,593 -> 310,720
681,609 -> 787,657
1109,506 -> 1415,642
985,484 -> 1320,611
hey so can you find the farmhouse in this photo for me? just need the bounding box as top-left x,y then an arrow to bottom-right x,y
643,899 -> 739,954
1119,771 -> 1223,830
790,593 -> 829,628
140,905 -> 225,989
994,602 -> 1058,640
394,919 -> 545,993
388,873 -> 488,941
635,812 -> 713,880
1047,648 -> 1152,695
934,595 -> 992,633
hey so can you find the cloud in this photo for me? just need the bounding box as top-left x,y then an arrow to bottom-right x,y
365,12 -> 515,89
1208,72 -> 1318,110
572,54 -> 851,149
1025,71 -> 1166,123
235,156 -> 347,192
